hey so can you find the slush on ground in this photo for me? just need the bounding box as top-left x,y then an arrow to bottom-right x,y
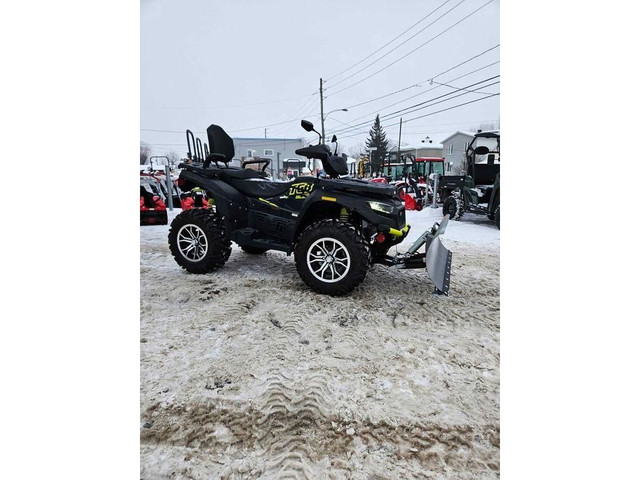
140,208 -> 500,479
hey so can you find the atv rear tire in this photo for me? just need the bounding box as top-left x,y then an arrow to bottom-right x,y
294,220 -> 369,296
494,204 -> 500,229
443,196 -> 458,219
240,246 -> 268,255
168,209 -> 231,273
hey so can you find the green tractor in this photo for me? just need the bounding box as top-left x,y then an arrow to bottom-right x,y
439,131 -> 500,228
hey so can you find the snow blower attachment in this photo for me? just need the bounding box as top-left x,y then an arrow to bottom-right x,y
379,215 -> 452,295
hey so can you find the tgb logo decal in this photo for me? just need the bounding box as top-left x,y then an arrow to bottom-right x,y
288,182 -> 314,200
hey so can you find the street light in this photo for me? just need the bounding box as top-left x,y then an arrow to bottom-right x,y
313,108 -> 348,173
417,136 -> 432,157
321,108 -> 348,144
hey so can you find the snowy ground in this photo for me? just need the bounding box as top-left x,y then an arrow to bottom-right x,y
140,206 -> 500,479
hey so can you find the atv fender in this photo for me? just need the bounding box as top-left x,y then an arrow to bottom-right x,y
295,191 -> 405,235
179,170 -> 249,230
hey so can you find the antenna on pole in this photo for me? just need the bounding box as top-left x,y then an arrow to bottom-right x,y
319,78 -> 325,144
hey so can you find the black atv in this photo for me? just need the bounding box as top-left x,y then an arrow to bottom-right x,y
440,131 -> 500,228
168,120 -> 453,296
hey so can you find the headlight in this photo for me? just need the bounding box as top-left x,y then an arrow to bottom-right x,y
367,201 -> 394,214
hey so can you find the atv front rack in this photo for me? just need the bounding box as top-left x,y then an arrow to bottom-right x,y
377,215 -> 452,295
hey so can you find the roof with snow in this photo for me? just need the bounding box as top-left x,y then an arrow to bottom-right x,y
439,131 -> 476,144
397,143 -> 443,151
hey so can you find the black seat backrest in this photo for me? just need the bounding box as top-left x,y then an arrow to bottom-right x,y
206,124 -> 235,162
473,164 -> 500,186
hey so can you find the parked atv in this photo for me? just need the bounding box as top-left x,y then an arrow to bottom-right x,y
168,120 -> 453,296
439,131 -> 500,228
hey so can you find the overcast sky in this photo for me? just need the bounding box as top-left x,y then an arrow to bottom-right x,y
141,0 -> 499,157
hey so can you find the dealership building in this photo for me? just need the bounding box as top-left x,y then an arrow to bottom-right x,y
230,137 -> 306,179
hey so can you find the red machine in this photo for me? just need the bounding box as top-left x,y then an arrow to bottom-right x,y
179,187 -> 210,210
369,177 -> 388,184
140,184 -> 168,225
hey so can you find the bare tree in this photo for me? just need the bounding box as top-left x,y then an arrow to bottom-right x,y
470,120 -> 501,133
347,142 -> 366,159
140,144 -> 151,165
166,151 -> 182,167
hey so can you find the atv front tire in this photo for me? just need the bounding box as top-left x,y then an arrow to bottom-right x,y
494,204 -> 500,229
168,209 -> 231,273
294,220 -> 369,296
443,196 -> 458,219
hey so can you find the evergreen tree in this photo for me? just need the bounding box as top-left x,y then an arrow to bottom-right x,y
365,114 -> 389,175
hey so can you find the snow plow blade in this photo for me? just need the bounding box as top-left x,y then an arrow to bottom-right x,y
381,214 -> 452,295
426,235 -> 452,295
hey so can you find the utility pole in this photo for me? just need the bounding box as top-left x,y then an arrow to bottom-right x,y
396,117 -> 402,176
264,128 -> 267,139
319,78 -> 325,144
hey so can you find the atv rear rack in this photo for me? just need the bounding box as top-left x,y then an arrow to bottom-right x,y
377,215 -> 452,295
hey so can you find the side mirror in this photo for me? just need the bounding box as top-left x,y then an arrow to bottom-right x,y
301,120 -> 315,132
474,146 -> 490,155
331,135 -> 337,143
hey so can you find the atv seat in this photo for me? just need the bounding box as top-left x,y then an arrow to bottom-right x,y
226,178 -> 295,198
477,185 -> 493,195
219,168 -> 269,181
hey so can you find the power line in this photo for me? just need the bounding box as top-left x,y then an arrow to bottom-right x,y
328,94 -> 500,140
325,0 -> 455,82
141,116 -> 306,135
326,83 -> 499,138
289,92 -> 321,119
140,70 -> 499,139
429,43 -> 499,81
140,62 -> 498,140
376,69 -> 501,117
332,82 -> 500,137
341,59 -> 500,126
340,45 -> 499,114
140,91 -> 317,110
328,75 -> 500,136
327,0 -> 468,89
326,0 -> 496,98
431,80 -> 495,95
140,48 -> 498,140
404,93 -> 499,123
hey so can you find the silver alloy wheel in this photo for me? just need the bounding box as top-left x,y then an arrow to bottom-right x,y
177,224 -> 209,262
307,237 -> 351,283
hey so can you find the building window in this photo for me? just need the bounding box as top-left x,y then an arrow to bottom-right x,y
247,150 -> 253,157
448,144 -> 453,155
447,162 -> 453,172
263,149 -> 274,157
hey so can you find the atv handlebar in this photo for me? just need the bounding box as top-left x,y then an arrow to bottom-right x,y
295,144 -> 331,161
